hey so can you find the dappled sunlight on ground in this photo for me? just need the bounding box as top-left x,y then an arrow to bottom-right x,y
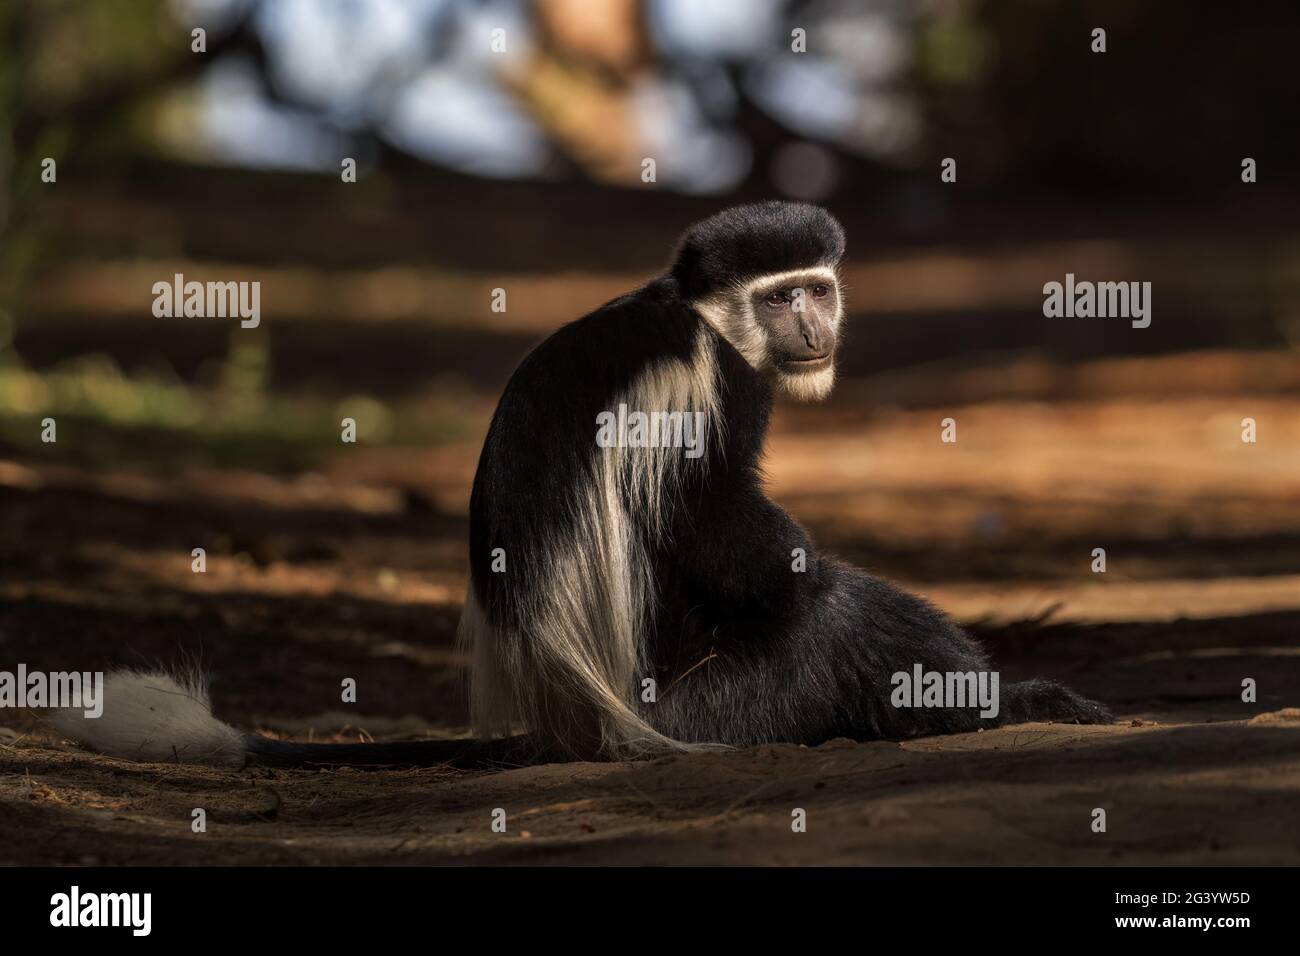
1,349 -> 1298,864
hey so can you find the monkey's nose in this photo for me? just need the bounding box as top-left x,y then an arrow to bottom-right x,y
796,317 -> 829,358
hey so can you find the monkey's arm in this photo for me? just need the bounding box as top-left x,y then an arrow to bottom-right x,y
652,486 -> 898,744
673,480 -> 819,617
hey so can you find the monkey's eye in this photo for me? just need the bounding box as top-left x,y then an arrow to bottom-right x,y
811,284 -> 830,299
765,291 -> 788,308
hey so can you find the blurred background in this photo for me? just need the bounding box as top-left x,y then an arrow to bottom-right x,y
2,0 -> 1299,727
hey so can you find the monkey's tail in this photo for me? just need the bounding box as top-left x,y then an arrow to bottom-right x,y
49,670 -> 533,771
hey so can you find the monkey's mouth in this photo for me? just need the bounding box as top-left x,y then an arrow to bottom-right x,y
779,355 -> 834,372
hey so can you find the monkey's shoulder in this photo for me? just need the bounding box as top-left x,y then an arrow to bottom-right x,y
505,276 -> 704,398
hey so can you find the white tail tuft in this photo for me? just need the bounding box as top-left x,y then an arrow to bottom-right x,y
50,670 -> 245,767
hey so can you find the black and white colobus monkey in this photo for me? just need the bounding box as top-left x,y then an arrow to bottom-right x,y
54,201 -> 1108,770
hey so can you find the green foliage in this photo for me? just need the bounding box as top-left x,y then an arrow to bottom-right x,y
0,345 -> 469,472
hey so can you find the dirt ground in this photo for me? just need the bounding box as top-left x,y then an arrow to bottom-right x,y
2,351 -> 1299,865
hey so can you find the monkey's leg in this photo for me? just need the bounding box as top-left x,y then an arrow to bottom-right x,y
654,486 -> 1110,744
650,590 -> 1110,747
649,560 -> 996,745
654,485 -> 1000,743
997,678 -> 1113,726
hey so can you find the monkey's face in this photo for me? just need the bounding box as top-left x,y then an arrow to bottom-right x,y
749,269 -> 842,402
691,265 -> 844,402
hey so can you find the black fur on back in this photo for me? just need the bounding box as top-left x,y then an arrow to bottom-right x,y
467,276 -> 699,630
